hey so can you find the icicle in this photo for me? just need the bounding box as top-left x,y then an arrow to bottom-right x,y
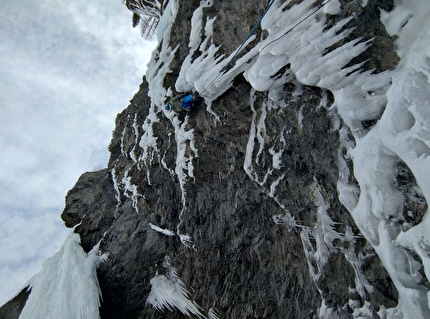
149,223 -> 175,237
18,233 -> 107,319
146,257 -> 206,318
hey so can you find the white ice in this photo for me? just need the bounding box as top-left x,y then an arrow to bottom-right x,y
146,257 -> 205,318
122,168 -> 142,214
149,223 -> 175,236
18,232 -> 107,319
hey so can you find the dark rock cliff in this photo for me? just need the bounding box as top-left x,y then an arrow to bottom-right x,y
1,0 -> 405,318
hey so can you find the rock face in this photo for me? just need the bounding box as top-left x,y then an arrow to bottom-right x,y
6,0 -> 429,318
65,1 -> 401,318
0,289 -> 30,319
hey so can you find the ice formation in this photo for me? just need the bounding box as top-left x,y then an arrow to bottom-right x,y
18,232 -> 107,319
149,222 -> 176,236
146,257 -> 206,318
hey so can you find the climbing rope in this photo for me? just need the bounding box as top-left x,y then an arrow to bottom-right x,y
258,0 -> 334,54
196,0 -> 276,98
197,0 -> 334,98
220,0 -> 277,73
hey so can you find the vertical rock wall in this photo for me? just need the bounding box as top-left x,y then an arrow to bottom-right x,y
2,0 -> 414,318
59,1 -> 401,318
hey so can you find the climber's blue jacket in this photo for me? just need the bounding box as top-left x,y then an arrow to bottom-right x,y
165,93 -> 196,113
180,93 -> 194,109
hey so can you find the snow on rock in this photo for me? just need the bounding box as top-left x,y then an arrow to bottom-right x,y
323,0 -> 341,15
175,0 -> 367,101
18,232 -> 107,319
176,0 -> 254,103
345,1 -> 430,316
176,0 -> 217,94
143,0 -> 202,248
149,223 -> 176,236
146,257 -> 205,318
138,103 -> 161,185
147,0 -> 179,108
380,0 -> 430,59
111,167 -> 122,217
130,114 -> 140,163
120,167 -> 143,215
155,0 -> 176,42
168,116 -> 198,248
244,89 -> 271,187
173,117 -> 198,203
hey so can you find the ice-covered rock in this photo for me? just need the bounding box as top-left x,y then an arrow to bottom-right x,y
3,0 -> 430,318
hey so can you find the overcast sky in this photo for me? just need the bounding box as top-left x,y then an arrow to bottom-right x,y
0,0 -> 156,305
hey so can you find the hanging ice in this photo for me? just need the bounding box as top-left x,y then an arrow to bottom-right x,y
146,257 -> 205,318
18,232 -> 108,319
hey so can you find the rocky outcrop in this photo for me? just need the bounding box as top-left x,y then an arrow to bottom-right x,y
0,289 -> 30,319
62,168 -> 117,251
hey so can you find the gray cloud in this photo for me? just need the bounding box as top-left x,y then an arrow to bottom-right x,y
0,0 -> 156,305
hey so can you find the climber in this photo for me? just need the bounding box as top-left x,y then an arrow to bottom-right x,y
164,92 -> 199,114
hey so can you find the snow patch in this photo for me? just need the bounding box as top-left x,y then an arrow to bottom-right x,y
244,90 -> 273,187
122,168 -> 142,214
380,0 -> 430,59
111,167 -> 122,218
178,232 -> 196,250
149,223 -> 175,237
138,103 -> 161,185
323,0 -> 341,15
130,113 -> 140,163
156,0 -> 178,42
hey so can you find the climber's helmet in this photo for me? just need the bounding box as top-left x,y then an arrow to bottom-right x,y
164,103 -> 171,111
